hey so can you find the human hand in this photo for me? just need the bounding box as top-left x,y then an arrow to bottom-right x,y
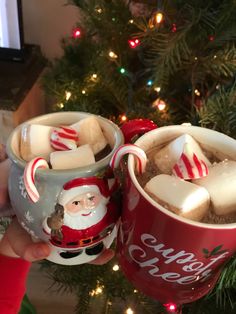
0,159 -> 11,211
0,217 -> 114,264
0,217 -> 51,261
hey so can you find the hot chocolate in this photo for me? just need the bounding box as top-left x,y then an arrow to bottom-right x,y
136,134 -> 236,224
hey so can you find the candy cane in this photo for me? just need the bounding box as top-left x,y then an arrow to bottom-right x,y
23,157 -> 49,203
110,144 -> 147,174
50,126 -> 78,151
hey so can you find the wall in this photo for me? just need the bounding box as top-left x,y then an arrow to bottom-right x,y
22,0 -> 79,60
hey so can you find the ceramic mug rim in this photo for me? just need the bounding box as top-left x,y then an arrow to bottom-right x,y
6,111 -> 124,178
128,124 -> 236,230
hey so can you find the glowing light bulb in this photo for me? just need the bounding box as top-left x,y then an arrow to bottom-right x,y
109,51 -> 118,59
152,98 -> 166,111
72,28 -> 81,39
155,12 -> 163,24
147,80 -> 153,86
128,38 -> 140,49
65,91 -> 71,101
172,23 -> 177,32
95,7 -> 102,14
126,308 -> 134,314
120,68 -> 126,74
95,286 -> 103,294
121,114 -> 127,122
112,264 -> 119,271
154,86 -> 161,92
194,89 -> 200,96
129,19 -> 134,24
82,90 -> 86,94
164,303 -> 178,313
58,103 -> 64,109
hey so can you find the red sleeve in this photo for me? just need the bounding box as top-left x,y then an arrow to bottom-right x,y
0,254 -> 31,314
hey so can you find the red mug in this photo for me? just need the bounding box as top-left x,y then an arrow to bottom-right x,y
112,125 -> 236,305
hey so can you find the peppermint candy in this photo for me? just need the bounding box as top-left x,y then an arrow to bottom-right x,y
23,157 -> 49,203
50,126 -> 78,151
172,143 -> 209,180
110,144 -> 147,174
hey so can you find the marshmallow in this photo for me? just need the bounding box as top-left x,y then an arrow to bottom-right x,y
154,134 -> 211,174
20,124 -> 54,161
50,144 -> 95,169
144,174 -> 210,221
71,116 -> 108,154
193,160 -> 236,216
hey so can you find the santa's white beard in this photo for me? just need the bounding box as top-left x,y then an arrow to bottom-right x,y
63,198 -> 108,230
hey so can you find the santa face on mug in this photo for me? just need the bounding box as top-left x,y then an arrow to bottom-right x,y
62,186 -> 109,230
43,177 -> 119,255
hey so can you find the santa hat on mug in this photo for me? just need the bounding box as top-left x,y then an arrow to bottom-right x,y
58,176 -> 111,206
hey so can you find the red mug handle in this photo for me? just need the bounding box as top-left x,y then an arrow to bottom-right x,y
120,119 -> 157,143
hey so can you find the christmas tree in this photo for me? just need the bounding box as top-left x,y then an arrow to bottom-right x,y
41,0 -> 236,313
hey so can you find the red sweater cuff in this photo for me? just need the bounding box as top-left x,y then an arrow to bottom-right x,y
0,254 -> 31,314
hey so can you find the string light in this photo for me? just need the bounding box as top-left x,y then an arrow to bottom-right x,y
109,51 -> 118,59
155,12 -> 164,24
126,308 -> 134,314
112,264 -> 119,271
90,285 -> 104,296
154,86 -> 161,92
172,23 -> 177,32
147,80 -> 153,86
91,73 -> 98,81
72,28 -> 81,39
133,289 -> 138,293
95,7 -> 102,14
81,90 -> 86,94
129,19 -> 134,24
120,114 -> 127,122
128,38 -> 140,49
194,89 -> 201,96
152,98 -> 166,111
65,91 -> 72,101
209,35 -> 214,41
164,303 -> 178,313
120,67 -> 126,74
58,103 -> 64,109
149,11 -> 164,28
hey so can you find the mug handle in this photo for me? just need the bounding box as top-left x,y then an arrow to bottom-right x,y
120,118 -> 157,143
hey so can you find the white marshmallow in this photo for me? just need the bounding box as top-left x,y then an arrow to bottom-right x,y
193,160 -> 236,216
71,116 -> 108,154
20,124 -> 54,161
154,134 -> 211,174
144,174 -> 210,221
50,144 -> 95,169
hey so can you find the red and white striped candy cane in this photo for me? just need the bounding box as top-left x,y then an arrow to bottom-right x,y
50,126 -> 78,151
23,157 -> 49,203
110,144 -> 147,174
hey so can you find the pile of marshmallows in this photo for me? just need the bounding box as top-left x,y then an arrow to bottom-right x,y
20,116 -> 109,169
139,134 -> 236,222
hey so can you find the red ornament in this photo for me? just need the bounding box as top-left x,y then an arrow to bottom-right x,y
209,35 -> 214,41
72,28 -> 81,39
128,38 -> 140,49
